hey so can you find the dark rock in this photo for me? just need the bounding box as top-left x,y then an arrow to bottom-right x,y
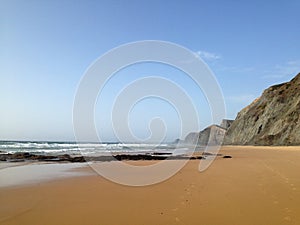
190,156 -> 205,160
0,154 -> 10,161
223,155 -> 232,159
152,152 -> 172,156
0,151 -> 207,163
8,159 -> 25,162
70,156 -> 86,162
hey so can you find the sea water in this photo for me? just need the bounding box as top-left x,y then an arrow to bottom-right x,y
0,140 -> 187,156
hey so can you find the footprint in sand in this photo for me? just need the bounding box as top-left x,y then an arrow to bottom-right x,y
285,179 -> 289,184
264,163 -> 297,192
185,187 -> 192,195
282,208 -> 293,223
284,216 -> 292,222
289,183 -> 297,191
179,186 -> 194,207
285,208 -> 291,213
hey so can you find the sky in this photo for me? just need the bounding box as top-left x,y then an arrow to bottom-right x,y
1,0 -> 300,142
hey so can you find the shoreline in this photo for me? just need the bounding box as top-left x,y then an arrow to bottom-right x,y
1,145 -> 300,188
1,146 -> 300,225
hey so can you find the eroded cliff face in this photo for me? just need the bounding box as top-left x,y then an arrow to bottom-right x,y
185,125 -> 227,146
224,73 -> 300,145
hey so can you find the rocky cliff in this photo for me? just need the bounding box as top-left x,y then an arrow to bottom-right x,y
185,125 -> 227,146
224,73 -> 300,145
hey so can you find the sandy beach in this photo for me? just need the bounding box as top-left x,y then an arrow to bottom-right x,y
1,146 -> 300,225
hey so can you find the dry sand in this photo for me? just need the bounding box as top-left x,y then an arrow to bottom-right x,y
1,146 -> 300,225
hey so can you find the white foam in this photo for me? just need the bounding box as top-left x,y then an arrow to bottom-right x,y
1,141 -> 178,155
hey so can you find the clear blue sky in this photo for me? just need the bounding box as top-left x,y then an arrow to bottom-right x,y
1,0 -> 300,142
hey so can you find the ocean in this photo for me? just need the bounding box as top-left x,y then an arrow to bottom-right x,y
0,141 -> 188,157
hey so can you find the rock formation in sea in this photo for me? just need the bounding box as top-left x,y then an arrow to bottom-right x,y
224,72 -> 300,145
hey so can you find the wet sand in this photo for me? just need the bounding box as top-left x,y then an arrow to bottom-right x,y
0,162 -> 89,188
1,146 -> 300,225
